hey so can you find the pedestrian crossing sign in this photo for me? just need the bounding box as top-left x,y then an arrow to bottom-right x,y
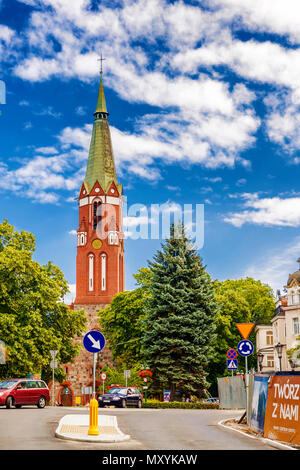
227,359 -> 238,370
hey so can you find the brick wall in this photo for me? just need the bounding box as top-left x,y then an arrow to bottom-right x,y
59,303 -> 114,400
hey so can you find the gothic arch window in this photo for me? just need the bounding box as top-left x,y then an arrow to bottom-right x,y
101,253 -> 107,291
88,254 -> 94,291
93,201 -> 102,232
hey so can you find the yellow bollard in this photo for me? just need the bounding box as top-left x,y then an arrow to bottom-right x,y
88,398 -> 99,435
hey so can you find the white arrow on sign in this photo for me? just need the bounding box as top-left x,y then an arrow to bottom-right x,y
87,334 -> 100,350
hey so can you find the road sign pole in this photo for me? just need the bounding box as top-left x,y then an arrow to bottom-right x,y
52,366 -> 55,407
93,353 -> 96,399
50,350 -> 58,407
245,356 -> 249,423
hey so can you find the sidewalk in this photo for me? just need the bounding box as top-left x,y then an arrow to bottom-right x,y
219,418 -> 298,451
55,413 -> 130,443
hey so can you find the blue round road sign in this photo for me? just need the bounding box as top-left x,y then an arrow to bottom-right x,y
238,340 -> 254,357
83,330 -> 106,353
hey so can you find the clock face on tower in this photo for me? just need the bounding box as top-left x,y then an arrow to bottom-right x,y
92,239 -> 102,250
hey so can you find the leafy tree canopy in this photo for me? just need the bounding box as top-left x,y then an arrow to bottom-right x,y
207,277 -> 276,393
98,268 -> 151,367
0,220 -> 86,382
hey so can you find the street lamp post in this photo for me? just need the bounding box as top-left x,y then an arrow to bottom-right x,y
257,352 -> 264,372
275,342 -> 283,372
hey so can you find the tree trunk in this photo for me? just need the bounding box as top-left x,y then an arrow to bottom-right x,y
170,383 -> 176,402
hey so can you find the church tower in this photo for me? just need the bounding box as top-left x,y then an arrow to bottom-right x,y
75,72 -> 125,305
58,72 -> 125,405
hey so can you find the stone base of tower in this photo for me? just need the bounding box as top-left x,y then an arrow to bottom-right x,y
56,304 -> 114,406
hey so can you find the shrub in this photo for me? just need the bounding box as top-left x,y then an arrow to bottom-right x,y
142,400 -> 219,409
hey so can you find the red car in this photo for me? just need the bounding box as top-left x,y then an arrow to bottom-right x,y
0,379 -> 50,409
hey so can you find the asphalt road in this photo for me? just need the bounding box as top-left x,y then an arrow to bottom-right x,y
0,405 -> 278,451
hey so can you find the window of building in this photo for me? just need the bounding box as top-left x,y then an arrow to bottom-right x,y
64,366 -> 69,376
292,292 -> 295,304
88,254 -> 94,291
101,253 -> 106,291
266,356 -> 274,368
293,317 -> 300,336
266,330 -> 273,345
77,232 -> 86,247
108,231 -> 119,245
93,201 -> 101,232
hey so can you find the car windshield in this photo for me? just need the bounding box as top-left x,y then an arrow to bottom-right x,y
0,380 -> 18,389
109,388 -> 127,396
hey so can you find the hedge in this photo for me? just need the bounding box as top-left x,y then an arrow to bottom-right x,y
142,400 -> 219,409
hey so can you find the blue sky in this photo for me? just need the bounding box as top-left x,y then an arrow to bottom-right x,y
1,0 -> 300,303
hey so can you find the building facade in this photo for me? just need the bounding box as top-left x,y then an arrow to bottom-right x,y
54,73 -> 125,405
256,260 -> 300,373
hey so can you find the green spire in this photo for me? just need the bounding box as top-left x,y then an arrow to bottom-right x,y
84,73 -> 120,193
94,72 -> 107,114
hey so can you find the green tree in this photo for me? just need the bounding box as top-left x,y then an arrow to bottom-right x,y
98,268 -> 151,367
0,220 -> 86,382
207,278 -> 275,394
98,363 -> 144,392
142,223 -> 218,400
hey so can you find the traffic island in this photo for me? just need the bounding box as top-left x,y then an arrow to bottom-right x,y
55,414 -> 130,443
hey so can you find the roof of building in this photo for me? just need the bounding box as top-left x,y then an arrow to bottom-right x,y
287,269 -> 300,286
94,73 -> 107,114
83,73 -> 121,194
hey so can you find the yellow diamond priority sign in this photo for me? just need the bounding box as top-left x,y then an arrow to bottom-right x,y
236,323 -> 254,339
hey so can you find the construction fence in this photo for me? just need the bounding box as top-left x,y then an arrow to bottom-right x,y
218,372 -> 300,446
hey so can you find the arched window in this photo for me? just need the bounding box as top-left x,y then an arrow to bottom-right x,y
88,254 -> 94,291
93,201 -> 102,232
101,253 -> 106,291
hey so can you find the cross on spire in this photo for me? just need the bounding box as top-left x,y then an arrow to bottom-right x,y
98,53 -> 106,75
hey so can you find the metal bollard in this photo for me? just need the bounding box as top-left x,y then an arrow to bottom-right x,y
88,398 -> 99,435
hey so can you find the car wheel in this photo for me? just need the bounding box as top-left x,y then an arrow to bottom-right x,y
121,399 -> 127,408
15,405 -> 22,409
37,396 -> 46,409
137,400 -> 142,408
6,396 -> 13,409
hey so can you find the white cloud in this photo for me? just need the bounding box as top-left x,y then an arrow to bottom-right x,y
244,237 -> 300,293
212,0 -> 300,44
63,283 -> 76,305
224,193 -> 300,227
35,146 -> 59,155
6,0 -> 261,175
3,0 -> 300,199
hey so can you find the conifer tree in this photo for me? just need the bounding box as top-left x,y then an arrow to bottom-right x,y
142,222 -> 217,400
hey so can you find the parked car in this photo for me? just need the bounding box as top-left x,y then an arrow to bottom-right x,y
0,379 -> 50,409
98,387 -> 143,408
202,397 -> 219,404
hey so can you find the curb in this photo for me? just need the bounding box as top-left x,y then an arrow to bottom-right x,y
218,418 -> 297,451
55,414 -> 130,443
